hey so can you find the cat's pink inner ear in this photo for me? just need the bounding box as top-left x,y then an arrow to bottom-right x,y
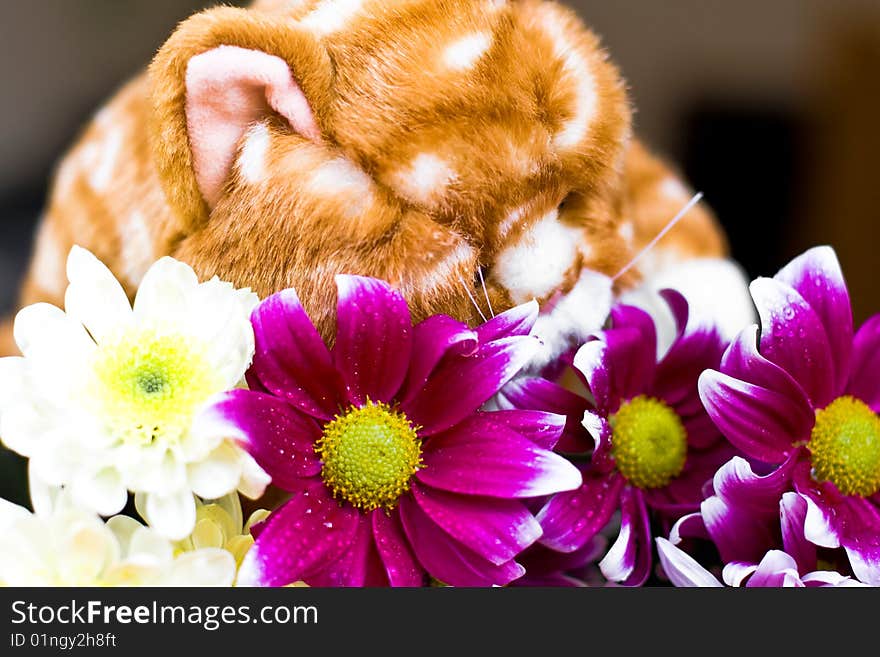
185,45 -> 321,208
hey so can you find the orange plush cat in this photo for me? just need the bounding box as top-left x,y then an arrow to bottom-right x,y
0,0 -> 723,357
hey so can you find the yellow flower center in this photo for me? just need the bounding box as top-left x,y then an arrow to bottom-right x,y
810,396 -> 880,497
611,395 -> 688,489
90,328 -> 223,447
316,401 -> 423,512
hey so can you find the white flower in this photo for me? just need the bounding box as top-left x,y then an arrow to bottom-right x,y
0,493 -> 234,586
169,492 -> 269,584
0,247 -> 270,539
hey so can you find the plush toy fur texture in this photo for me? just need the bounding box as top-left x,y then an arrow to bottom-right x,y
0,0 -> 724,356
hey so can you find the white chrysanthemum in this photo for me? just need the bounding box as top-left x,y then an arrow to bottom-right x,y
0,494 -> 234,586
169,493 -> 269,583
0,247 -> 270,539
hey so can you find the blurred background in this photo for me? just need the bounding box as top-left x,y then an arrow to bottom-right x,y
2,0 -> 880,503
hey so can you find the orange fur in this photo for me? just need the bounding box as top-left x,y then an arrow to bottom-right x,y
6,0 -> 724,355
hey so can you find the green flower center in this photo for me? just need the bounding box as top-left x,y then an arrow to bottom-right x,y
90,328 -> 223,447
810,396 -> 880,497
316,401 -> 423,512
610,395 -> 688,489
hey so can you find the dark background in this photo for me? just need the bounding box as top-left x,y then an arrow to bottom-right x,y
2,0 -> 880,503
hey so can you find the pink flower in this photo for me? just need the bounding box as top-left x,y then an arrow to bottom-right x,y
699,247 -> 880,585
204,276 -> 581,586
502,291 -> 734,585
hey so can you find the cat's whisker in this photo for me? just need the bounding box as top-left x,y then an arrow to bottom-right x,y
458,275 -> 488,322
477,267 -> 495,318
612,192 -> 704,282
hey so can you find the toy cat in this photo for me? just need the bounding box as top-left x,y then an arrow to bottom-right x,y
0,0 -> 724,358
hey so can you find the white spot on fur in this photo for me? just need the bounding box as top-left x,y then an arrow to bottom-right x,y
93,105 -> 114,128
500,205 -> 528,237
540,10 -> 598,149
529,268 -> 613,370
306,157 -> 374,215
396,153 -> 456,205
237,123 -> 270,184
493,208 -> 582,303
300,0 -> 363,36
659,177 -> 690,201
618,220 -> 635,245
120,211 -> 155,287
443,32 -> 492,70
486,0 -> 507,10
32,221 -> 65,297
88,128 -> 123,192
54,157 -> 79,198
423,243 -> 476,291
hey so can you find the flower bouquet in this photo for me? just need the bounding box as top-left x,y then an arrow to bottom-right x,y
0,243 -> 876,587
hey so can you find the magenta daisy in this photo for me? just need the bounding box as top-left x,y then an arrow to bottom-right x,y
503,291 -> 734,585
698,246 -> 880,585
202,276 -> 581,587
656,537 -> 863,588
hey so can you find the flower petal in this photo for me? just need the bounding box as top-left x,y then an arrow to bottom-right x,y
582,410 -> 614,470
166,548 -> 236,586
132,256 -> 199,322
236,451 -> 272,500
698,370 -> 810,463
57,517 -> 118,585
403,335 -> 540,436
307,516 -> 388,587
653,294 -> 725,408
774,246 -> 852,395
779,492 -> 816,574
0,498 -> 29,532
743,550 -> 803,587
333,275 -> 413,405
399,495 -> 525,587
398,315 -> 477,405
750,277 -> 835,407
721,561 -> 758,587
536,471 -> 624,553
144,490 -> 197,540
237,485 -> 360,587
12,303 -> 96,401
847,314 -> 880,411
801,571 -> 865,587
64,246 -> 132,343
418,415 -> 582,498
470,409 -> 566,451
187,442 -> 244,500
477,300 -> 539,342
199,390 -> 322,491
187,279 -> 258,388
669,511 -> 710,544
794,469 -> 880,586
700,455 -> 797,563
573,325 -> 657,414
412,483 -> 541,565
719,324 -> 813,412
248,289 -> 343,421
71,467 -> 128,517
655,538 -> 723,587
599,487 -> 652,586
610,303 -> 658,369
496,377 -> 592,452
372,509 -> 424,587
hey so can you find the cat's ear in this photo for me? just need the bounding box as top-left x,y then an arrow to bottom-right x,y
148,7 -> 333,229
184,45 -> 321,209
